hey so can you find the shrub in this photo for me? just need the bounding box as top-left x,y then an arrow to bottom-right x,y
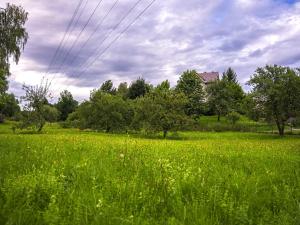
226,112 -> 241,125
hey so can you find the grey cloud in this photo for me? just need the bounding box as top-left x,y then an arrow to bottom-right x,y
5,0 -> 300,100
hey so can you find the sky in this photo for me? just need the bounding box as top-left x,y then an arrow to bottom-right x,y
3,0 -> 300,101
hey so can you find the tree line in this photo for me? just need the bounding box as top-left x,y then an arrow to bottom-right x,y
1,4 -> 300,136
2,65 -> 298,137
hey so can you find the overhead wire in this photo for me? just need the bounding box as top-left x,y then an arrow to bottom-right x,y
52,0 -> 104,78
70,0 -> 157,84
52,0 -> 157,95
49,0 -> 89,83
58,0 -> 120,78
44,0 -> 84,76
52,0 -> 145,93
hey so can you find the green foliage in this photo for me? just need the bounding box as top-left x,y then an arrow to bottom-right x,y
17,82 -> 51,132
207,80 -> 230,121
248,65 -> 300,136
176,70 -> 205,117
222,67 -> 238,84
42,105 -> 60,123
55,90 -> 78,121
156,80 -> 170,91
127,77 -> 151,99
100,80 -> 116,95
75,90 -> 134,132
0,4 -> 28,92
117,82 -> 129,99
226,111 -> 241,125
0,93 -> 20,122
207,69 -> 245,120
0,126 -> 299,225
134,87 -> 189,138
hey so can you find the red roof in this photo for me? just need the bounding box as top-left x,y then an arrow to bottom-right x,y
198,72 -> 219,84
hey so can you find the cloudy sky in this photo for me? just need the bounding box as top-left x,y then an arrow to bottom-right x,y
4,0 -> 300,101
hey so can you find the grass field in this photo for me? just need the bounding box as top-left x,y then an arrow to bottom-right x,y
0,122 -> 299,225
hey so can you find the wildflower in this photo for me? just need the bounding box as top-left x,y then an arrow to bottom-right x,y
96,199 -> 103,208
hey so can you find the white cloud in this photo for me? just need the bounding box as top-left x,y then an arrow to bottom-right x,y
5,0 -> 300,100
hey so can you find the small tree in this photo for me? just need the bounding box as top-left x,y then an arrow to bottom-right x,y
134,87 -> 189,138
226,111 -> 240,125
76,90 -> 133,132
55,90 -> 78,121
42,105 -> 60,123
100,80 -> 116,95
18,81 -> 51,132
176,70 -> 205,117
127,77 -> 151,99
207,80 -> 230,121
248,65 -> 300,136
0,93 -> 20,122
117,82 -> 129,99
223,67 -> 238,84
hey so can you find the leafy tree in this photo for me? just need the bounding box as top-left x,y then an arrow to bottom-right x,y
248,65 -> 300,136
77,90 -> 133,132
207,68 -> 244,120
117,82 -> 129,99
100,80 -> 116,95
176,70 -> 205,117
226,81 -> 245,113
18,81 -> 51,132
226,111 -> 241,125
156,80 -> 170,91
42,105 -> 60,123
222,68 -> 244,112
207,80 -> 230,121
127,77 -> 151,99
223,67 -> 238,84
0,93 -> 20,122
134,87 -> 189,138
56,90 -> 78,121
241,93 -> 262,121
0,4 -> 28,92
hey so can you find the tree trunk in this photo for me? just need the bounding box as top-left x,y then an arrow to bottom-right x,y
217,113 -> 220,122
37,123 -> 44,132
163,130 -> 168,139
106,127 -> 111,133
275,120 -> 285,136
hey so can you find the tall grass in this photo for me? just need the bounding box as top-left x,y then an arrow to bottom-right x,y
0,123 -> 299,224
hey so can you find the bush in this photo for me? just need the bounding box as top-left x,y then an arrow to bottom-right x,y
226,112 -> 241,125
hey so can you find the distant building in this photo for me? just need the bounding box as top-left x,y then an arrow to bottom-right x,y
198,72 -> 219,85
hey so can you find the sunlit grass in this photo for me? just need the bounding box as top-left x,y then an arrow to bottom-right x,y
0,123 -> 299,224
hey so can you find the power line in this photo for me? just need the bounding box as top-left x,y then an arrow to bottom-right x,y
59,0 -> 120,77
63,0 -> 157,91
51,0 -> 89,70
49,0 -> 89,85
52,0 -> 144,94
74,0 -> 144,72
52,0 -> 104,78
45,0 -> 84,76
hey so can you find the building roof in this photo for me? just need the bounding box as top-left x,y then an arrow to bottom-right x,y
198,72 -> 219,84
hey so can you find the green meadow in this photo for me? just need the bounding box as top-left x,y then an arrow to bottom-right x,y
0,122 -> 299,225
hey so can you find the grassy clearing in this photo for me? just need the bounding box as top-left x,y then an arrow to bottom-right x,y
198,116 -> 300,134
0,122 -> 299,225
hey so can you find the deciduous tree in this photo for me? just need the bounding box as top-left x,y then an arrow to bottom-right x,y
248,65 -> 300,136
56,90 -> 78,121
134,85 -> 189,138
127,77 -> 151,99
176,70 -> 205,117
0,4 -> 28,92
18,81 -> 51,132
